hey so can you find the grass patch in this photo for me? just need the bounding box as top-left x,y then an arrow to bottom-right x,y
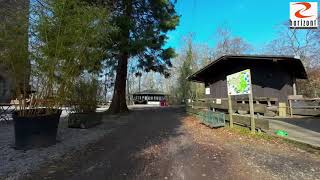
228,124 -> 274,140
188,113 -> 320,154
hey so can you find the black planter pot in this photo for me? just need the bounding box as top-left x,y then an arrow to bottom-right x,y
13,108 -> 62,150
68,112 -> 102,129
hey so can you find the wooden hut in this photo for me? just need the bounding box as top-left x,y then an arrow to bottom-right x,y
188,55 -> 307,104
132,90 -> 166,105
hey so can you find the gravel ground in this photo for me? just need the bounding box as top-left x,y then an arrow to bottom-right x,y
183,117 -> 320,180
16,107 -> 320,180
1,107 -> 320,180
0,111 -> 127,180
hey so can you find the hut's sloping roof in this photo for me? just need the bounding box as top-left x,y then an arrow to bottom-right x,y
187,55 -> 308,83
132,89 -> 166,95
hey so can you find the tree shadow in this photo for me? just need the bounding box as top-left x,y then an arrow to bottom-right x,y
275,116 -> 320,133
102,106 -> 186,178
26,106 -> 186,180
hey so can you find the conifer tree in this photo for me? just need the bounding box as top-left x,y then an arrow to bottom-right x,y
106,0 -> 180,113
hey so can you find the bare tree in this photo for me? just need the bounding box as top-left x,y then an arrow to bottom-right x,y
265,23 -> 319,67
264,23 -> 320,97
214,27 -> 252,58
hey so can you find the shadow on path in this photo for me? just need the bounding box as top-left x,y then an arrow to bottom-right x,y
26,107 -> 186,180
273,116 -> 320,133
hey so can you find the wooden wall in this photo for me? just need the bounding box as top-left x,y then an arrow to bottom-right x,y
205,59 -> 294,103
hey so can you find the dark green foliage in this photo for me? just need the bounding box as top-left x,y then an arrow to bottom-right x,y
33,0 -> 110,73
105,0 -> 180,112
0,1 -> 30,99
177,42 -> 194,102
31,0 -> 112,106
174,39 -> 206,103
107,0 -> 179,74
69,78 -> 99,113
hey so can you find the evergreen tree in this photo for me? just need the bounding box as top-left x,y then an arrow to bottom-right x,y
31,0 -> 112,103
105,0 -> 180,113
0,0 -> 30,101
177,41 -> 193,103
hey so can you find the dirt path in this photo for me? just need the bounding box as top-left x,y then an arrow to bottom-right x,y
22,107 -> 320,180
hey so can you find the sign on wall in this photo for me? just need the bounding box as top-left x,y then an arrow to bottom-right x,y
205,87 -> 210,95
227,69 -> 252,95
226,69 -> 255,133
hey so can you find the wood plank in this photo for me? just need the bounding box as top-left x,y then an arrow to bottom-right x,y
292,106 -> 320,109
186,106 -> 207,115
292,109 -> 320,116
209,101 -> 266,114
189,99 -> 267,114
225,114 -> 270,131
288,95 -> 304,100
288,96 -> 320,100
233,96 -> 278,102
291,100 -> 320,107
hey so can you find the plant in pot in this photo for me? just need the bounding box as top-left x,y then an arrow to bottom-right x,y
0,2 -> 60,149
68,77 -> 103,129
5,0 -> 111,149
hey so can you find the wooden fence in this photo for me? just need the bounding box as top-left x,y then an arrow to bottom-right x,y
189,98 -> 278,115
186,100 -> 270,131
288,96 -> 320,116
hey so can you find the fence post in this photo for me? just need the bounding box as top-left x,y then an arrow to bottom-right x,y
289,99 -> 293,117
228,94 -> 233,128
249,93 -> 255,133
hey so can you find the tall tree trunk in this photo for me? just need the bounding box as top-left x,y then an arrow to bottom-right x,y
108,53 -> 129,113
108,0 -> 132,113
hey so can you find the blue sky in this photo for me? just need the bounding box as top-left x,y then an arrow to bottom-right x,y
165,0 -> 319,52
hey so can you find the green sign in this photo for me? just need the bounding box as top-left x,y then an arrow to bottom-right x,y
227,69 -> 252,95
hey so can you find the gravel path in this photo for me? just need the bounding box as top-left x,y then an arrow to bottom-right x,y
0,112 -> 127,180
2,107 -> 320,180
184,116 -> 320,180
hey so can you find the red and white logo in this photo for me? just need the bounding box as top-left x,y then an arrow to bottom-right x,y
290,2 -> 318,29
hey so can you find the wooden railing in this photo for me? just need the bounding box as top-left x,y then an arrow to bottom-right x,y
288,96 -> 320,116
188,97 -> 279,115
186,99 -> 270,131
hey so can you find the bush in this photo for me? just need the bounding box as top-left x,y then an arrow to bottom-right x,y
70,78 -> 99,113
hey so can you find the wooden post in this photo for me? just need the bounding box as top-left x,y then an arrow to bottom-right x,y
293,79 -> 297,95
228,94 -> 233,128
247,69 -> 255,133
278,102 -> 287,117
249,92 -> 255,133
289,99 -> 293,117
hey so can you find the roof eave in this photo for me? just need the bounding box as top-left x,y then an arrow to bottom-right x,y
187,55 -> 308,81
187,55 -> 227,82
